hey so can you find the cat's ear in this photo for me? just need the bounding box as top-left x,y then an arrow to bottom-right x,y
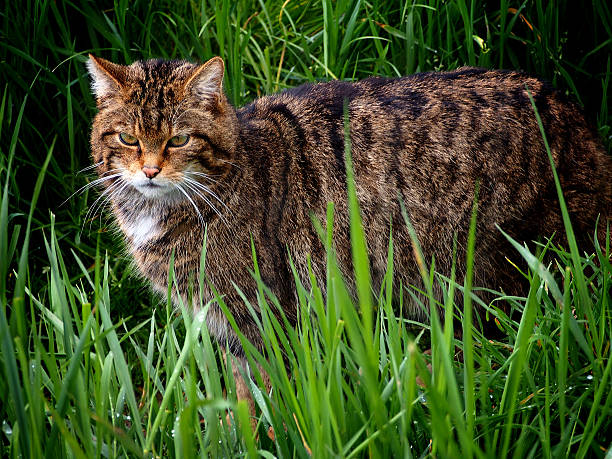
86,55 -> 127,99
184,57 -> 225,105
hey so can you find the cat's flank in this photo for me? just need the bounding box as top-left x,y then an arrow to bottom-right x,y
87,56 -> 611,354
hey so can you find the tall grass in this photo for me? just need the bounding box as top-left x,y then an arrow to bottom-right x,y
1,0 -> 611,457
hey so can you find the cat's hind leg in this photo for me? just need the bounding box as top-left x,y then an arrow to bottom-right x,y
222,349 -> 272,436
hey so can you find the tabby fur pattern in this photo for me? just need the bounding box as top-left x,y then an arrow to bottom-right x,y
87,56 -> 612,354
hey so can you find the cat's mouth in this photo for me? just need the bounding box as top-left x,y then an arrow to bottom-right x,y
132,179 -> 175,199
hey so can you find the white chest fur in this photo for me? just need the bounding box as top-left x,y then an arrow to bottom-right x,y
122,215 -> 159,247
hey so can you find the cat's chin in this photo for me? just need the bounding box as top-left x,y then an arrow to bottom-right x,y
132,181 -> 180,201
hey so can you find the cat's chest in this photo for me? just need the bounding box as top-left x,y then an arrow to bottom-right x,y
121,214 -> 160,247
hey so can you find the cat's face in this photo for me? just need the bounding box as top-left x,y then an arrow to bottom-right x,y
87,56 -> 238,205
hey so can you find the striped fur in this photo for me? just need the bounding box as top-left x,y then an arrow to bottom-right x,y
88,56 -> 612,353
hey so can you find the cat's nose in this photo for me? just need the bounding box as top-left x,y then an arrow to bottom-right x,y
142,165 -> 161,179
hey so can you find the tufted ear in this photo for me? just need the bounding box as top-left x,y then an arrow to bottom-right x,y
184,56 -> 225,105
86,55 -> 127,99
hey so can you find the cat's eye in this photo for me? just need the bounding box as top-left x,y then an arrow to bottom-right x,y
119,132 -> 139,146
168,134 -> 190,147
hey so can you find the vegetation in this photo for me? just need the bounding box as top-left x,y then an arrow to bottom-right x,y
1,0 -> 611,457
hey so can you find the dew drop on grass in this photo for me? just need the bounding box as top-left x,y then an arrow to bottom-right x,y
2,420 -> 12,438
586,374 -> 593,381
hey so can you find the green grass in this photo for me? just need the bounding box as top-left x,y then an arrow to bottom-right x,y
1,0 -> 611,457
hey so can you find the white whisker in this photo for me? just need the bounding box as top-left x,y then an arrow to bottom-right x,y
218,158 -> 241,169
101,167 -> 125,176
77,161 -> 104,174
90,179 -> 129,219
185,170 -> 223,183
183,177 -> 231,213
174,183 -> 206,228
80,179 -> 125,235
182,179 -> 229,226
184,171 -> 226,190
61,171 -> 124,207
87,179 -> 133,234
85,178 -> 122,219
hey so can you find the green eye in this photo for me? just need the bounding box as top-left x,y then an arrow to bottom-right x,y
119,132 -> 139,146
168,134 -> 190,147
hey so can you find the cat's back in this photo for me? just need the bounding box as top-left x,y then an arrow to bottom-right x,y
235,67 -> 611,275
242,67 -> 557,119
238,66 -> 605,179
237,67 -> 610,217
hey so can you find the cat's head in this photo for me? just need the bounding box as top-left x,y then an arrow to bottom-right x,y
87,56 -> 238,204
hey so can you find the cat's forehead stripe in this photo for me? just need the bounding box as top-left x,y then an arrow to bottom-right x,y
126,59 -> 195,107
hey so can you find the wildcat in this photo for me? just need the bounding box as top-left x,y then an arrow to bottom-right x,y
87,55 -> 611,381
